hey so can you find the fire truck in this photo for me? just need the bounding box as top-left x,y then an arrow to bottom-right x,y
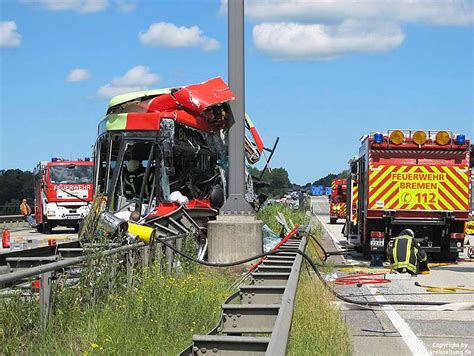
329,178 -> 347,224
344,130 -> 470,260
33,159 -> 94,233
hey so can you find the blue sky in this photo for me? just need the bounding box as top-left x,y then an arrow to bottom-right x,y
1,0 -> 473,184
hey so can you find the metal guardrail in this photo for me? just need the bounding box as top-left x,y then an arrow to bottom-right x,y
0,236 -> 181,329
2,219 -> 310,354
181,227 -> 309,355
0,214 -> 27,228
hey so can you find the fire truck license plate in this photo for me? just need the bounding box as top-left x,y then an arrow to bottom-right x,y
66,214 -> 81,220
370,239 -> 384,247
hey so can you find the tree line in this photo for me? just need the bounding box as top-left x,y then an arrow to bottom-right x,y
0,169 -> 34,214
0,166 -> 348,213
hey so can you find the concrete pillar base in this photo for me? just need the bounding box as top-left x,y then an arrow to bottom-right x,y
208,215 -> 263,263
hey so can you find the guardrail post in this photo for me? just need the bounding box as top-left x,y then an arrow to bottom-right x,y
153,241 -> 163,272
166,241 -> 174,274
39,271 -> 53,330
141,245 -> 151,269
127,250 -> 135,288
175,237 -> 183,271
108,255 -> 116,292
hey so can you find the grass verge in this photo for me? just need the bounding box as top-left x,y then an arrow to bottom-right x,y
257,204 -> 351,354
1,263 -> 237,355
287,227 -> 351,355
256,203 -> 350,356
257,204 -> 310,232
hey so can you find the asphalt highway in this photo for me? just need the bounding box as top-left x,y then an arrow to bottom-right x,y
311,196 -> 473,356
1,226 -> 77,254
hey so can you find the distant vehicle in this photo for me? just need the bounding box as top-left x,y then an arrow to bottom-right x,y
33,158 -> 94,233
344,130 -> 470,260
329,178 -> 347,224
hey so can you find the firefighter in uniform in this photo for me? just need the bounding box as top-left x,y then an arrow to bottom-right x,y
123,160 -> 155,200
387,229 -> 430,275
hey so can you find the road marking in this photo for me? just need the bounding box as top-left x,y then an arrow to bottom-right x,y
314,214 -> 343,251
313,199 -> 429,356
366,285 -> 429,356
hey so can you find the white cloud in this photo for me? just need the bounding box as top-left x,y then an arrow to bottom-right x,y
116,0 -> 136,13
0,21 -> 22,48
139,22 -> 220,51
97,65 -> 160,98
20,0 -> 108,13
66,68 -> 91,82
242,0 -> 474,26
253,21 -> 405,60
220,0 -> 472,61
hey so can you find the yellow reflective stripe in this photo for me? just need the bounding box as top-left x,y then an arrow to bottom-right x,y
440,166 -> 468,193
375,179 -> 400,208
437,182 -> 459,210
405,238 -> 412,265
368,164 -> 385,182
369,165 -> 398,195
393,238 -> 399,265
369,166 -> 408,207
406,238 -> 417,273
435,166 -> 467,206
417,166 -> 443,210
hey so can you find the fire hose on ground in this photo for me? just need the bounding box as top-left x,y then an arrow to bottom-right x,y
153,234 -> 461,307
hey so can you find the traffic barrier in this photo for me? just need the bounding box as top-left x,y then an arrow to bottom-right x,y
0,215 -> 27,228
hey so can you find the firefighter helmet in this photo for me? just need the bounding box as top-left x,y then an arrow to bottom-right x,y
399,228 -> 414,237
127,160 -> 140,172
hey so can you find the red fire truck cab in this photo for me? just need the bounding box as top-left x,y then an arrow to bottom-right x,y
33,158 -> 94,233
329,178 -> 347,224
344,130 -> 470,260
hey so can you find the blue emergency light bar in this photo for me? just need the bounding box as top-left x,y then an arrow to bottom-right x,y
455,134 -> 465,145
373,133 -> 384,144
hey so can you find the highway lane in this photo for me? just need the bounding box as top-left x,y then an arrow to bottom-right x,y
311,196 -> 473,356
1,226 -> 78,254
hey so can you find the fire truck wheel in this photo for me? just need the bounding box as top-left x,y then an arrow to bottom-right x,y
43,223 -> 52,234
363,239 -> 371,259
330,218 -> 337,224
77,220 -> 84,236
440,251 -> 458,262
36,224 -> 43,233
